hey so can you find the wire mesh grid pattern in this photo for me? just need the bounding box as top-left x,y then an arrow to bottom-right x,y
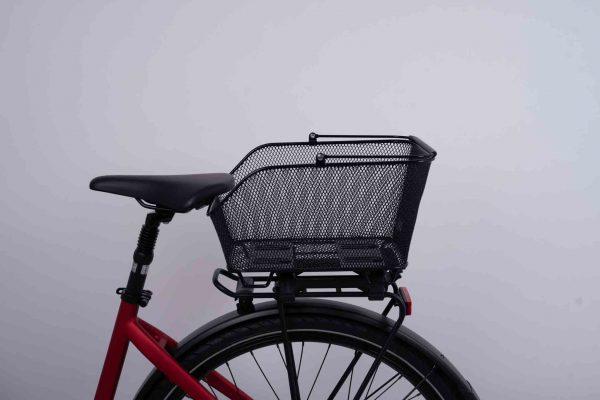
227,140 -> 415,186
209,135 -> 435,273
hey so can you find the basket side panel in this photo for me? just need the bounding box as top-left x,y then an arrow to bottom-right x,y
221,163 -> 408,242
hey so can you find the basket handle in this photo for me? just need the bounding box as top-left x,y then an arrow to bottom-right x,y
308,132 -> 437,161
314,153 -> 429,165
309,132 -> 409,143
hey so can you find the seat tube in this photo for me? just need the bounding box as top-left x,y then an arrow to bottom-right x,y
95,300 -> 139,400
95,210 -> 173,399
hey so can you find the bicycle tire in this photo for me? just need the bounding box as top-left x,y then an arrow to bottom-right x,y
135,300 -> 479,400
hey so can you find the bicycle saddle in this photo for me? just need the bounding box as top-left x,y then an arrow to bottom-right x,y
90,173 -> 234,213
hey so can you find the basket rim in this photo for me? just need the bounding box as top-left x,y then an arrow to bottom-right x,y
229,135 -> 436,177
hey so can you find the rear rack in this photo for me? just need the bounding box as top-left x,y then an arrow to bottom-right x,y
212,268 -> 408,313
212,267 -> 412,400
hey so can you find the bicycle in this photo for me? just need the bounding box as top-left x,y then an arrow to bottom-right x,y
91,133 -> 480,400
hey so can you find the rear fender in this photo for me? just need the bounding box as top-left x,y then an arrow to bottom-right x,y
134,299 -> 478,399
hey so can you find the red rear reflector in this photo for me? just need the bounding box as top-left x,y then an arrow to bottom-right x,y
399,287 -> 412,315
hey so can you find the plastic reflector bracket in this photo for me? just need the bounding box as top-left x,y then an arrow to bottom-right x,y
399,287 -> 412,316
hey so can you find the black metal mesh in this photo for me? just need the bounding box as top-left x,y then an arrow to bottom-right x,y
209,137 -> 434,273
228,140 -> 415,187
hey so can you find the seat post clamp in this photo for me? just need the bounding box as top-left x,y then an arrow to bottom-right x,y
116,287 -> 153,307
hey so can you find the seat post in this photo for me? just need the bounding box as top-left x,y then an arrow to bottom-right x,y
119,210 -> 174,307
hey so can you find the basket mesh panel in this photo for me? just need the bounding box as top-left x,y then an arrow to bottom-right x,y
210,139 -> 432,273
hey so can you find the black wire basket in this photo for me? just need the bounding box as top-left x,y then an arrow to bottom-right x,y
208,133 -> 436,274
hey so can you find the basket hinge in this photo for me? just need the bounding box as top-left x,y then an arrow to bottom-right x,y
308,132 -> 318,144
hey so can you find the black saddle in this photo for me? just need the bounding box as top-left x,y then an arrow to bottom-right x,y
90,173 -> 234,213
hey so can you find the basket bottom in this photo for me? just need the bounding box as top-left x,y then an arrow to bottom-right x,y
225,238 -> 406,273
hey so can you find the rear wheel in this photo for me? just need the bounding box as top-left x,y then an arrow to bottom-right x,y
137,300 -> 478,400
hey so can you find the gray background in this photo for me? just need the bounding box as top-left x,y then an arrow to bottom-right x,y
1,1 -> 599,399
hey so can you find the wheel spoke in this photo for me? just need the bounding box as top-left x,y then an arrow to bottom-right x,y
365,373 -> 402,400
401,365 -> 437,400
297,341 -> 305,378
204,381 -> 219,399
327,351 -> 362,400
306,344 -> 331,400
347,366 -> 354,400
276,344 -> 287,367
363,364 -> 379,399
225,362 -> 239,395
250,350 -> 281,400
375,375 -> 404,399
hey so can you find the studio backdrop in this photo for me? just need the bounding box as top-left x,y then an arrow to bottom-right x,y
1,1 -> 599,399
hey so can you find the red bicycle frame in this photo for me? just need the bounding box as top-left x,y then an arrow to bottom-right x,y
94,299 -> 253,400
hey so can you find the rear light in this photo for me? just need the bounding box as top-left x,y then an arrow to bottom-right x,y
399,287 -> 412,316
